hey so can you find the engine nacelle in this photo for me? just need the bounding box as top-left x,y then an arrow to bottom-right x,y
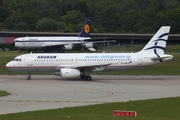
63,45 -> 73,50
60,68 -> 80,78
83,42 -> 93,48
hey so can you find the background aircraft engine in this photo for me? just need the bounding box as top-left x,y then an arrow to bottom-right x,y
60,68 -> 80,78
63,45 -> 73,50
83,42 -> 93,48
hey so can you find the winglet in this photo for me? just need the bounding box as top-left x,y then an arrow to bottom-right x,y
140,26 -> 170,54
78,17 -> 91,37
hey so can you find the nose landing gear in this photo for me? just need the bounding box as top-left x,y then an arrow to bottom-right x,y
27,72 -> 31,80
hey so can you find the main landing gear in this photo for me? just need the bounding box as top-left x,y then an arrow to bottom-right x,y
80,74 -> 92,81
27,72 -> 31,80
80,68 -> 92,81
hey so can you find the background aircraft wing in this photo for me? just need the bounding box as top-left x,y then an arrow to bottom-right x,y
40,37 -> 116,52
83,37 -> 116,42
83,37 -> 109,41
41,43 -> 64,47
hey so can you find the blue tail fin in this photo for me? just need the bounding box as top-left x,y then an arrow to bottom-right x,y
78,17 -> 91,37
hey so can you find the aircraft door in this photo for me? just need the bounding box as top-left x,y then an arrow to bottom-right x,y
22,37 -> 26,47
137,55 -> 142,65
27,55 -> 33,66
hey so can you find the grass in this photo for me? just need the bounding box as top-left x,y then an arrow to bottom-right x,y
0,90 -> 9,97
0,97 -> 180,120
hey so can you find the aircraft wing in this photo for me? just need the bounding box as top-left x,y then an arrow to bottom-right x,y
83,37 -> 116,42
41,40 -> 116,48
83,37 -> 108,41
87,40 -> 116,44
41,40 -> 116,52
56,62 -> 118,70
41,43 -> 65,47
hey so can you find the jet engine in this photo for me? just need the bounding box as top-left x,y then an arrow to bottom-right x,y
82,42 -> 96,51
63,45 -> 73,50
60,68 -> 80,78
83,42 -> 93,48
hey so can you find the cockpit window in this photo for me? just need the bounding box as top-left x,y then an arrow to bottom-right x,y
12,58 -> 22,61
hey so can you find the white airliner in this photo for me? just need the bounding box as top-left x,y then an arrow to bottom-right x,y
6,26 -> 173,81
11,17 -> 111,52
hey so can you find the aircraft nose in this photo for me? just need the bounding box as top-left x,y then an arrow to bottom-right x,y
6,62 -> 10,68
6,62 -> 13,70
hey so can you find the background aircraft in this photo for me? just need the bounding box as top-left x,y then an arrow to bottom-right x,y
11,17 -> 113,52
6,26 -> 173,81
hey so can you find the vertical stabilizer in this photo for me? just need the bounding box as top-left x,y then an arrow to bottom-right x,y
78,17 -> 91,37
140,26 -> 170,54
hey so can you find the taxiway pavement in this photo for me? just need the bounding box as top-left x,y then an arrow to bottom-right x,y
0,75 -> 180,114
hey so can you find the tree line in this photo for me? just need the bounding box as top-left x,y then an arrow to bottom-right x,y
0,0 -> 180,33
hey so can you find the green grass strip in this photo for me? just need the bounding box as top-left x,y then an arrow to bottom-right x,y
0,90 -> 9,97
0,97 -> 180,120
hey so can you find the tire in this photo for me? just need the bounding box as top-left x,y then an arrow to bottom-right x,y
86,75 -> 92,81
27,76 -> 31,80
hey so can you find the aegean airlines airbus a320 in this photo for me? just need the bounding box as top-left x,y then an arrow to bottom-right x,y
6,26 -> 173,81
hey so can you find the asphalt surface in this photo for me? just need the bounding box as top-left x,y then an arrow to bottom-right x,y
0,75 -> 180,114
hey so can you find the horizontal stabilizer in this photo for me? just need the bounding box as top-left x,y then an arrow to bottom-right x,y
151,54 -> 173,60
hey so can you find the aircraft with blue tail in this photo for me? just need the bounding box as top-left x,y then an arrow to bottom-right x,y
11,17 -> 112,52
6,26 -> 173,80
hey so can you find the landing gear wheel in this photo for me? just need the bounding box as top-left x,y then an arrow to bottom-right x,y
27,76 -> 31,80
27,72 -> 31,80
86,75 -> 92,81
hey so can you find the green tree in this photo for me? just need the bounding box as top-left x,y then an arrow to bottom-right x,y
1,0 -> 180,33
26,0 -> 49,18
17,12 -> 39,31
36,18 -> 58,31
94,6 -> 122,33
61,0 -> 90,16
154,8 -> 180,33
0,2 -> 10,22
14,22 -> 29,31
3,10 -> 22,29
61,10 -> 85,32
120,0 -> 141,33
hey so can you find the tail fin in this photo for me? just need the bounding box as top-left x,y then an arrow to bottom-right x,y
78,17 -> 91,37
140,26 -> 170,54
